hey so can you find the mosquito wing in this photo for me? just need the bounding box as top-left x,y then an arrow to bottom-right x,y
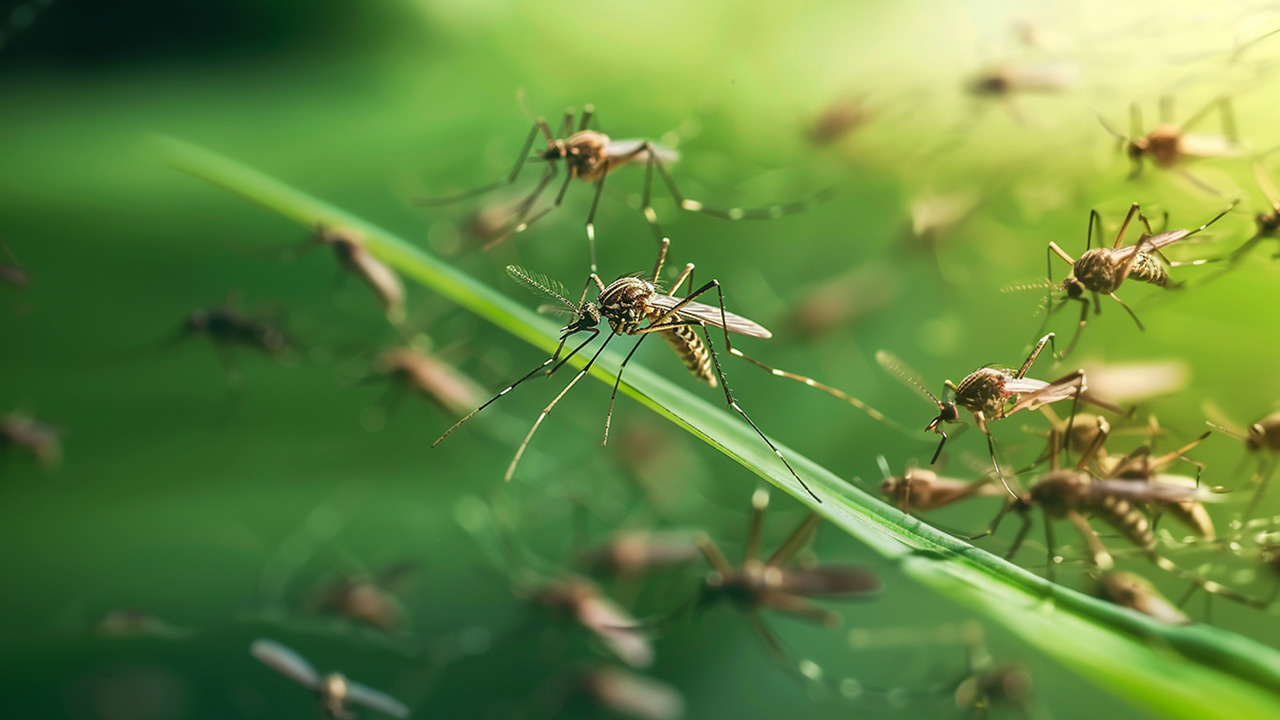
1090,478 -> 1217,504
645,294 -> 772,338
1202,399 -> 1247,438
251,639 -> 320,690
1179,133 -> 1237,160
604,139 -> 681,166
1256,162 -> 1280,212
776,566 -> 882,598
346,680 -> 412,718
1114,229 -> 1191,260
1005,376 -> 1077,415
576,595 -> 654,668
876,350 -> 942,406
584,668 -> 685,720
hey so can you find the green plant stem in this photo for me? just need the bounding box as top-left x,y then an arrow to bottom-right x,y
160,136 -> 1280,720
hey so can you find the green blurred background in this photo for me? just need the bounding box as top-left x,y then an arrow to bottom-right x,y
3,0 -> 1280,717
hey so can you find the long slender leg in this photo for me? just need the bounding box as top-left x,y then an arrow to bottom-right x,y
697,535 -> 735,576
1159,96 -> 1174,125
1086,209 -> 1103,251
557,108 -> 575,139
769,517 -> 823,569
647,146 -> 837,221
640,148 -> 673,245
636,279 -> 819,501
1046,242 -> 1076,279
649,238 -> 671,284
584,171 -> 608,274
764,593 -> 840,626
418,121 -> 547,205
1113,203 -> 1141,249
579,104 -> 595,132
1003,511 -> 1033,561
505,166 -> 576,239
432,330 -> 598,447
1245,460 -> 1278,520
1108,292 -> 1145,331
745,489 -> 770,563
1059,298 -> 1090,357
601,334 -> 651,445
1043,512 -> 1058,583
1066,511 -> 1115,572
482,164 -> 560,249
1015,333 -> 1053,379
504,333 -> 617,481
729,349 -> 914,435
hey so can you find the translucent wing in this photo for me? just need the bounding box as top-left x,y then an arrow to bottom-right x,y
1255,162 -> 1280,212
604,139 -> 681,166
251,639 -> 320,689
876,350 -> 941,406
645,294 -> 771,338
1003,378 -> 1051,394
506,266 -> 575,310
576,595 -> 653,668
1113,229 -> 1191,260
346,680 -> 412,718
1179,132 -> 1238,160
776,566 -> 882,597
1005,376 -> 1079,415
586,668 -> 685,720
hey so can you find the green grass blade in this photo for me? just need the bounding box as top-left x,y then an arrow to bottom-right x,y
158,136 -> 1280,720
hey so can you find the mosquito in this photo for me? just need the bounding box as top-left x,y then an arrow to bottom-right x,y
1042,202 -> 1234,356
1085,424 -> 1215,540
522,575 -> 655,668
1227,162 -> 1280,264
694,489 -> 882,657
0,237 -> 29,288
876,334 -> 1120,494
559,667 -> 685,720
178,301 -> 294,384
966,61 -> 1078,123
991,449 -> 1263,606
1093,570 -> 1191,625
950,623 -> 1034,720
1,412 -> 62,471
433,238 -> 820,501
808,95 -> 872,145
576,529 -> 701,577
367,347 -> 486,419
308,224 -> 406,321
250,638 -> 410,719
1204,402 -> 1280,518
875,456 -> 1004,515
1099,96 -> 1239,190
93,610 -> 195,640
417,105 -> 833,272
309,562 -> 416,632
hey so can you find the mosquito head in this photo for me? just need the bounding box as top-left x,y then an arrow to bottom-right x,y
1127,136 -> 1148,162
540,139 -> 567,160
967,72 -> 1010,97
560,302 -> 602,337
925,403 -> 958,464
698,567 -> 755,613
1247,423 -> 1267,451
1062,275 -> 1085,299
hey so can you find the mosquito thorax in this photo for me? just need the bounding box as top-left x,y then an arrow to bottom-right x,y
1143,126 -> 1182,166
1072,249 -> 1122,294
559,131 -> 610,179
1257,211 -> 1280,235
1028,470 -> 1087,515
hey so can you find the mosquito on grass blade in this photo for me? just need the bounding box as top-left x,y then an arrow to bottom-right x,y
1038,202 -> 1234,356
432,238 -> 823,502
876,333 -> 1123,496
417,104 -> 834,272
250,638 -> 410,719
308,224 -> 406,322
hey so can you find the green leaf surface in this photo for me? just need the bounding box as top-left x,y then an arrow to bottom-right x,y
159,136 -> 1280,720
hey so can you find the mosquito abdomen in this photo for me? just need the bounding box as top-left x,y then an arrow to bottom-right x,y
1091,494 -> 1157,554
661,326 -> 717,387
1127,253 -> 1172,288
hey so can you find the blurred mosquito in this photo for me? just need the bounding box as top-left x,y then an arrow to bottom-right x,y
523,575 -> 654,668
966,61 -> 1078,124
557,666 -> 685,720
250,638 -> 410,719
987,443 -> 1262,606
417,104 -> 833,272
1204,401 -> 1280,518
1,412 -> 62,471
1093,571 -> 1190,625
876,334 -> 1122,495
950,623 -> 1034,720
0,238 -> 29,288
433,238 -> 820,501
693,489 -> 881,657
177,300 -> 294,384
366,347 -> 486,420
93,610 -> 195,640
1098,96 -> 1239,190
1037,202 -> 1233,356
308,224 -> 406,322
1226,162 -> 1280,264
309,562 -> 416,632
576,529 -> 701,577
875,456 -> 1003,515
808,95 -> 872,145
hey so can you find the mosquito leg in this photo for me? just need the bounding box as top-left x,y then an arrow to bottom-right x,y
1103,293 -> 1144,332
637,144 -> 674,245
765,593 -> 841,627
1245,460 -> 1278,520
745,489 -> 770,563
650,238 -> 671,285
1086,210 -> 1103,251
579,104 -> 595,132
558,108 -> 575,139
696,534 -> 735,577
601,335 -> 652,446
1015,333 -> 1054,379
1159,96 -> 1174,125
747,612 -> 787,659
504,333 -> 616,481
1059,298 -> 1089,358
585,171 -> 608,274
1113,203 -> 1141,249
433,331 -> 597,447
1046,241 -> 1075,279
1229,233 -> 1266,265
768,514 -> 821,566
1002,510 -> 1033,561
1043,513 -> 1058,583
417,121 -> 545,206
729,349 -> 914,436
648,146 -> 836,220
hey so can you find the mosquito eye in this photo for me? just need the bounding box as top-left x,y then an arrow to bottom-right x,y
942,405 -> 959,422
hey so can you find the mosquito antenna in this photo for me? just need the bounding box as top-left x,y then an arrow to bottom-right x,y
1001,279 -> 1058,293
507,265 -> 576,311
876,350 -> 942,406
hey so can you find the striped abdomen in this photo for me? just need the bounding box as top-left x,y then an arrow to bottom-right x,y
661,325 -> 717,386
1127,253 -> 1172,288
1090,494 -> 1156,555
